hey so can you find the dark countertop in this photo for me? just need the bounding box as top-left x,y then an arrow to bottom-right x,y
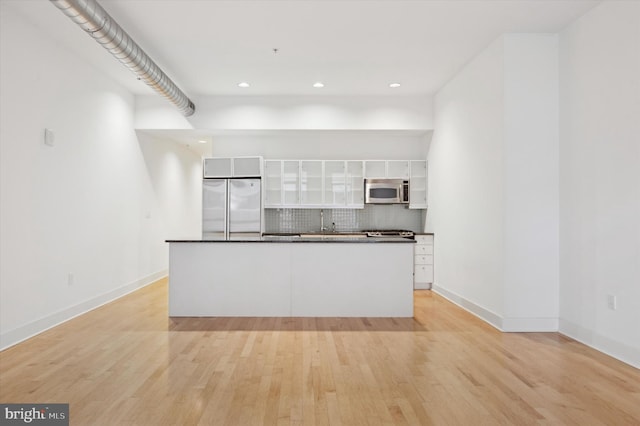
166,237 -> 415,244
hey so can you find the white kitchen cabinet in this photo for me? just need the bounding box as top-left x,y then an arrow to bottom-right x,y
233,157 -> 262,177
346,161 -> 364,207
364,160 -> 386,178
204,157 -> 262,178
324,161 -> 346,206
414,234 -> 434,289
265,160 -> 300,207
325,160 -> 365,208
387,160 -> 410,179
264,158 -> 423,209
364,160 -> 410,179
283,161 -> 300,205
300,160 -> 323,206
409,160 -> 428,209
168,241 -> 414,317
203,157 -> 232,178
264,160 -> 283,207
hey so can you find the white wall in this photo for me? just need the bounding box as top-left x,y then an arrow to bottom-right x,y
135,81 -> 434,183
135,95 -> 434,131
427,37 -> 506,323
208,131 -> 431,160
137,132 -> 202,240
502,35 -> 560,331
428,34 -> 560,331
0,6 -> 197,349
558,2 -> 640,367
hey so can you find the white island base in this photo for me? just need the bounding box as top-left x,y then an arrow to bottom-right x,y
168,241 -> 414,317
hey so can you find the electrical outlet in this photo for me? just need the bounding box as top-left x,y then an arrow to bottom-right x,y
607,294 -> 617,310
68,273 -> 74,286
44,128 -> 55,147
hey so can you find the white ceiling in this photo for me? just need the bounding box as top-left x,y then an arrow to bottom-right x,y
5,0 -> 599,98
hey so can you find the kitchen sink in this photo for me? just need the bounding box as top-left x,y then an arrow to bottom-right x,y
299,233 -> 368,239
262,235 -> 300,241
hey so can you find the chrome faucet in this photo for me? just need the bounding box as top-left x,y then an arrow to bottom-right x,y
320,209 -> 328,232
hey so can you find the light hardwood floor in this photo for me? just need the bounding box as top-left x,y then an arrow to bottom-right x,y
1,278 -> 639,425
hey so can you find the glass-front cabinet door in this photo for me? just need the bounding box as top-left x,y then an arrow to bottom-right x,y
364,160 -> 386,178
409,160 -> 428,208
324,161 -> 346,206
264,160 -> 282,207
387,160 -> 410,179
282,160 -> 300,206
346,161 -> 364,207
264,158 -> 421,209
300,160 -> 323,206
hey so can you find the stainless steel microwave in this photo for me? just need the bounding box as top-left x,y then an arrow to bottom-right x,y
365,179 -> 409,204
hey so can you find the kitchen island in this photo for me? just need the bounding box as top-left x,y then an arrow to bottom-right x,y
166,237 -> 415,317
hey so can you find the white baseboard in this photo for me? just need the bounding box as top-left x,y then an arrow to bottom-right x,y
0,270 -> 167,351
559,319 -> 640,369
432,284 -> 638,368
432,284 -> 559,332
432,284 -> 503,330
501,317 -> 559,332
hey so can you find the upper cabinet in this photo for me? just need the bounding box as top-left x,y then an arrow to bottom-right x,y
264,160 -> 283,206
300,161 -> 323,206
364,160 -> 386,178
233,157 -> 262,177
263,159 -> 426,209
409,160 -> 428,209
203,157 -> 232,178
265,160 -> 301,207
346,161 -> 364,207
387,161 -> 410,179
264,160 -> 365,208
204,156 -> 262,178
324,161 -> 347,206
364,160 -> 410,179
283,161 -> 300,205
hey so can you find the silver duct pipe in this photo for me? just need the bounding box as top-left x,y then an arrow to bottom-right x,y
50,0 -> 195,116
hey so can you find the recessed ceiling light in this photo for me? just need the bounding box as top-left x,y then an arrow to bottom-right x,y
389,82 -> 401,88
198,140 -> 207,144
313,82 -> 324,88
238,82 -> 250,88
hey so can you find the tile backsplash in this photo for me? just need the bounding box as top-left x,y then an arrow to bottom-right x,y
265,205 -> 424,233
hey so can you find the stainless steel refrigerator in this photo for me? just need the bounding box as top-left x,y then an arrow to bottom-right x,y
202,178 -> 261,240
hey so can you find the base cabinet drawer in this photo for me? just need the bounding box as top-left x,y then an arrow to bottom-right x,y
415,235 -> 433,244
414,264 -> 433,283
413,234 -> 434,289
415,254 -> 433,265
415,245 -> 433,255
